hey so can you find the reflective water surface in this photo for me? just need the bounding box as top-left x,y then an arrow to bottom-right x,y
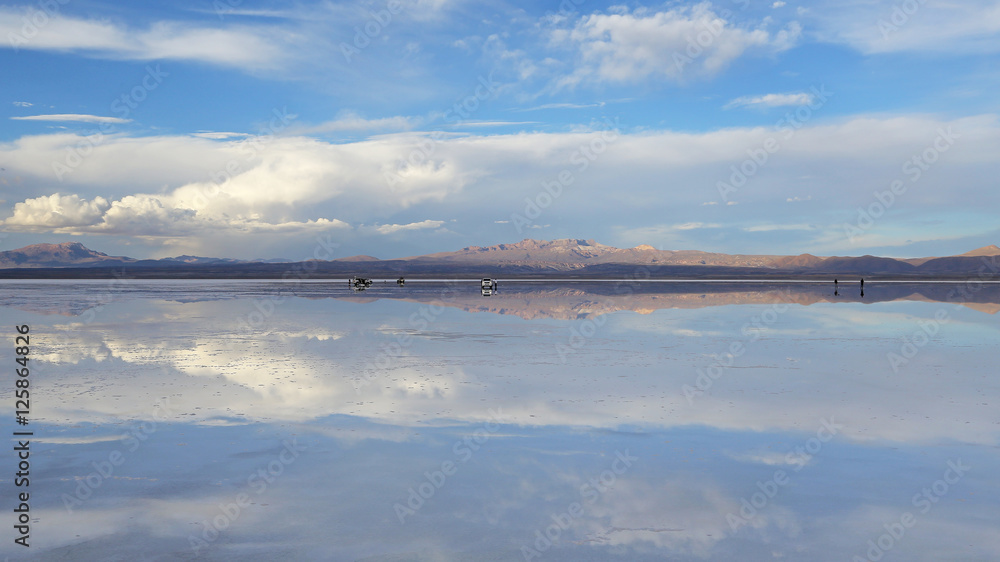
2,280 -> 998,561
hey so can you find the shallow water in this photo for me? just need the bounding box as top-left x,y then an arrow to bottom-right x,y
2,281 -> 998,561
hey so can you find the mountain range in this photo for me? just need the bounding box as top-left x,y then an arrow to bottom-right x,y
1,239 -> 999,279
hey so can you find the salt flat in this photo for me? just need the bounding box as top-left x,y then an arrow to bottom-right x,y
2,282 -> 997,561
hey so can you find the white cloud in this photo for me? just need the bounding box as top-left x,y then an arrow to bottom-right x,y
370,220 -> 445,235
0,7 -> 289,71
805,0 -> 1000,54
516,102 -> 606,111
290,114 -> 419,135
443,121 -> 538,128
1,131 -> 473,221
744,223 -> 815,232
0,130 -> 475,244
616,222 -> 723,246
193,8 -> 304,19
730,450 -> 809,468
2,114 -> 999,256
675,221 -> 720,230
724,92 -> 814,109
551,3 -> 801,87
190,132 -> 249,140
2,192 -> 350,236
12,101 -> 33,107
11,113 -> 132,124
4,193 -> 111,228
33,434 -> 126,445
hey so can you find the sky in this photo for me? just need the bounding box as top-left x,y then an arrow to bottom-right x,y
1,0 -> 999,260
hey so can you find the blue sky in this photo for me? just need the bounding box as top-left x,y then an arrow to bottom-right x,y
1,0 -> 999,259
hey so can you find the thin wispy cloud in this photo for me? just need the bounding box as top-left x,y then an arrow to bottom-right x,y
804,0 -> 1000,54
724,92 -> 814,109
190,132 -> 249,140
515,102 -> 606,111
0,7 -> 289,71
674,222 -> 721,231
291,115 -> 418,135
370,220 -> 445,235
744,224 -> 815,232
11,114 -> 132,124
443,121 -> 539,128
189,8 -> 307,19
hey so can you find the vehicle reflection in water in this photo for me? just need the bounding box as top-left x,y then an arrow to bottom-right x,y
481,277 -> 497,297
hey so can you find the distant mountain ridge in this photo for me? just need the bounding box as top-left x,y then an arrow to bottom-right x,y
960,244 -> 1000,257
406,238 -> 780,268
398,238 -> 1000,275
0,242 -> 127,268
0,242 -> 252,268
2,239 -> 999,278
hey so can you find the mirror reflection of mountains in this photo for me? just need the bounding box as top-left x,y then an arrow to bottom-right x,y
345,282 -> 1000,318
5,281 -> 998,318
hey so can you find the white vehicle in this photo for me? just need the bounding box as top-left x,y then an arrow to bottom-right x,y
349,277 -> 373,291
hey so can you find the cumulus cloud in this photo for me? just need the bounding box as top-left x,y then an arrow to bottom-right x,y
2,192 -> 350,236
550,3 -> 801,87
0,131 -> 475,241
4,193 -> 111,228
2,113 -> 999,256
